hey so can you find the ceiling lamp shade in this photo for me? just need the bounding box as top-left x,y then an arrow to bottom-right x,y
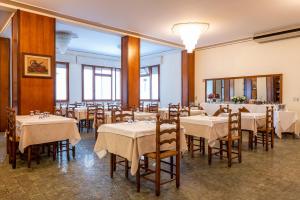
56,31 -> 78,54
172,22 -> 209,53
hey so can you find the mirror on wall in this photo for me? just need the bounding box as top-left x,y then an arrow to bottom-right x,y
205,74 -> 282,104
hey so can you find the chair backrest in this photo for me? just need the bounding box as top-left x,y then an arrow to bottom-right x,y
87,105 -> 97,119
168,103 -> 180,119
66,108 -> 76,119
148,103 -> 159,113
67,103 -> 76,110
265,106 -> 274,132
239,106 -> 250,113
180,106 -> 190,117
227,109 -> 242,141
213,105 -> 230,116
189,103 -> 203,110
94,106 -> 105,129
155,113 -> 180,157
139,101 -> 144,112
7,108 -> 16,142
111,108 -> 134,123
54,107 -> 63,116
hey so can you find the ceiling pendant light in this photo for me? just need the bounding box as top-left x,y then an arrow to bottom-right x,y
56,31 -> 78,54
172,22 -> 209,53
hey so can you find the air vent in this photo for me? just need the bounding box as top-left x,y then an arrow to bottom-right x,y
253,26 -> 300,43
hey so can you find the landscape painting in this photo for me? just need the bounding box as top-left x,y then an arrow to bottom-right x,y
23,54 -> 52,78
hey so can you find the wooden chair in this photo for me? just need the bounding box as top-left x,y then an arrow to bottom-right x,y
139,102 -> 144,112
57,109 -> 77,161
147,103 -> 159,113
168,103 -> 180,120
189,103 -> 203,110
212,104 -> 229,116
86,105 -> 97,130
181,107 -> 205,157
238,107 -> 253,150
6,108 -> 18,169
54,107 -> 63,116
137,113 -> 181,196
254,106 -> 275,151
94,106 -> 105,140
110,108 -> 134,179
208,110 -> 242,167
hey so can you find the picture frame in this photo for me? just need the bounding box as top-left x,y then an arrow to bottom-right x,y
23,53 -> 52,78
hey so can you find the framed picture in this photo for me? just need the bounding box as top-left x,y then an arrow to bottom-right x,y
23,53 -> 52,78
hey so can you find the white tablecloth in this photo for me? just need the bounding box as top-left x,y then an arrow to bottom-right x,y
180,115 -> 228,147
16,115 -> 81,153
94,121 -> 187,175
221,113 -> 265,135
200,103 -> 274,116
158,108 -> 206,119
274,111 -> 299,138
105,111 -> 157,124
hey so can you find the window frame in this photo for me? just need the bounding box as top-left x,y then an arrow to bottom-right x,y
82,64 -> 120,102
140,65 -> 160,101
55,62 -> 69,102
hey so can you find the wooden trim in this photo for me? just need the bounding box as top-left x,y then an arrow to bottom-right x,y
55,62 -> 69,102
204,74 -> 283,81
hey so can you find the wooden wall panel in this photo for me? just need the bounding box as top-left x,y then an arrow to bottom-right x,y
0,38 -> 10,131
181,50 -> 195,106
121,36 -> 140,108
12,10 -> 55,115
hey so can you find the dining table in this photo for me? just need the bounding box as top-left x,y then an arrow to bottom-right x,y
16,115 -> 81,153
180,115 -> 228,147
158,108 -> 206,119
94,120 -> 187,175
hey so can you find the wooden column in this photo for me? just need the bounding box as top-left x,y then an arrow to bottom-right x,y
0,37 -> 10,131
121,36 -> 140,109
12,10 -> 56,115
181,50 -> 195,106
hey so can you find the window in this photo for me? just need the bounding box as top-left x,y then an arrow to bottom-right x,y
55,62 -> 69,101
140,65 -> 160,101
82,65 -> 120,101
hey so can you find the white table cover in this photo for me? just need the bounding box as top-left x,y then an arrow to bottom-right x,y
274,111 -> 299,138
94,121 -> 187,175
16,115 -> 81,153
221,113 -> 265,135
158,108 -> 206,119
180,115 -> 228,147
104,111 -> 156,124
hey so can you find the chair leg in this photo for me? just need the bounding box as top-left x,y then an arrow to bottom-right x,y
36,145 -> 40,165
219,140 -> 223,160
125,159 -> 129,179
155,158 -> 161,196
190,136 -> 194,158
170,156 -> 174,179
136,160 -> 140,192
176,153 -> 180,188
12,141 -> 16,169
254,136 -> 257,148
110,153 -> 114,178
266,132 -> 269,151
271,129 -> 274,148
72,146 -> 76,159
27,146 -> 31,168
202,138 -> 205,155
208,146 -> 212,165
144,156 -> 149,172
66,140 -> 70,161
227,141 -> 232,168
238,138 -> 242,163
53,142 -> 57,161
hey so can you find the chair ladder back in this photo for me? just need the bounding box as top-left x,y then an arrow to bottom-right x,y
227,110 -> 241,141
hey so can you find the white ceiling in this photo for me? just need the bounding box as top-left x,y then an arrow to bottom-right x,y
9,0 -> 300,47
56,22 -> 176,56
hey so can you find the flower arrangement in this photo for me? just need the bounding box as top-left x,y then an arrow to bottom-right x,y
208,93 -> 220,99
231,96 -> 247,103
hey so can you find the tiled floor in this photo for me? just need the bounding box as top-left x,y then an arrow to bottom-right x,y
0,132 -> 300,200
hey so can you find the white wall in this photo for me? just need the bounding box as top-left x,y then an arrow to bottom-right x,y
56,50 -> 120,103
141,50 -> 182,107
195,37 -> 300,116
57,49 -> 182,106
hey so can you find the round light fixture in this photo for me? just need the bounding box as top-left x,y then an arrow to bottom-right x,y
172,22 -> 209,53
56,31 -> 78,54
